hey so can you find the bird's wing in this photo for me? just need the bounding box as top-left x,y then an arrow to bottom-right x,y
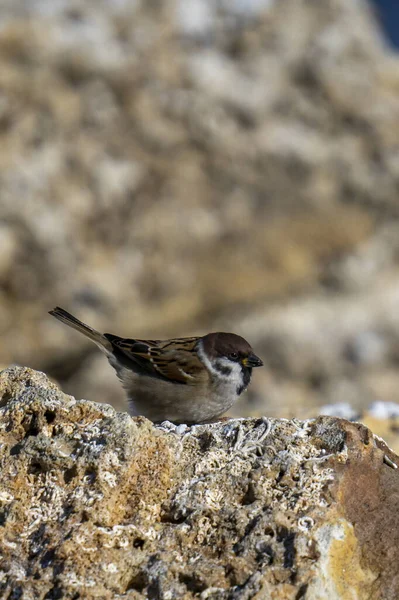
105,335 -> 206,384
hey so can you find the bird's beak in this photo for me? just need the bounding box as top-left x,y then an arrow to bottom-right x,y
242,353 -> 263,368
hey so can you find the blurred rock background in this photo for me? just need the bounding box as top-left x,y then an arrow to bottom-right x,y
1,0 -> 399,434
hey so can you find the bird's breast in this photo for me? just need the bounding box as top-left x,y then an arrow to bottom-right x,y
118,367 -> 240,424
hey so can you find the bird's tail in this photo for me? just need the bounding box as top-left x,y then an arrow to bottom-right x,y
49,306 -> 113,354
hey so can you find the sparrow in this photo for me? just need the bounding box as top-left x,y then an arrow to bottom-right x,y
49,307 -> 263,424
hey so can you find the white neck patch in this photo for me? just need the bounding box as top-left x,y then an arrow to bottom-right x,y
197,340 -> 244,387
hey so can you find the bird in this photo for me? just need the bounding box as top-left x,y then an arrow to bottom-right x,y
49,306 -> 263,424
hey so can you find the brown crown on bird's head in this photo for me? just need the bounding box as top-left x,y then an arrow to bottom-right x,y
201,332 -> 263,368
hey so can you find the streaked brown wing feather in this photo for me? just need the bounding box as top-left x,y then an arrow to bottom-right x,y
108,336 -> 205,384
151,350 -> 206,383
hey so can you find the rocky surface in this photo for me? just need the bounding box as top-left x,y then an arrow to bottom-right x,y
1,0 -> 399,418
0,366 -> 398,600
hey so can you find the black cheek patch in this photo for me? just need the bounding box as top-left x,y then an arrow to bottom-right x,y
214,362 -> 232,376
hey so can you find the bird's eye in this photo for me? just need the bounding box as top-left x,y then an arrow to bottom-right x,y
229,352 -> 239,360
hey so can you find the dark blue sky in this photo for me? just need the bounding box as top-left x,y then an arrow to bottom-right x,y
371,0 -> 399,49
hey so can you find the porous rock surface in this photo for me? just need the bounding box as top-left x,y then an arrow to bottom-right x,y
0,367 -> 398,600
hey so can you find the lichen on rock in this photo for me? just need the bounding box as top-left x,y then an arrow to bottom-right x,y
0,367 -> 398,599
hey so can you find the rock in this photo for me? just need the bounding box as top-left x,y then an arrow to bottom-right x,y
0,366 -> 398,599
